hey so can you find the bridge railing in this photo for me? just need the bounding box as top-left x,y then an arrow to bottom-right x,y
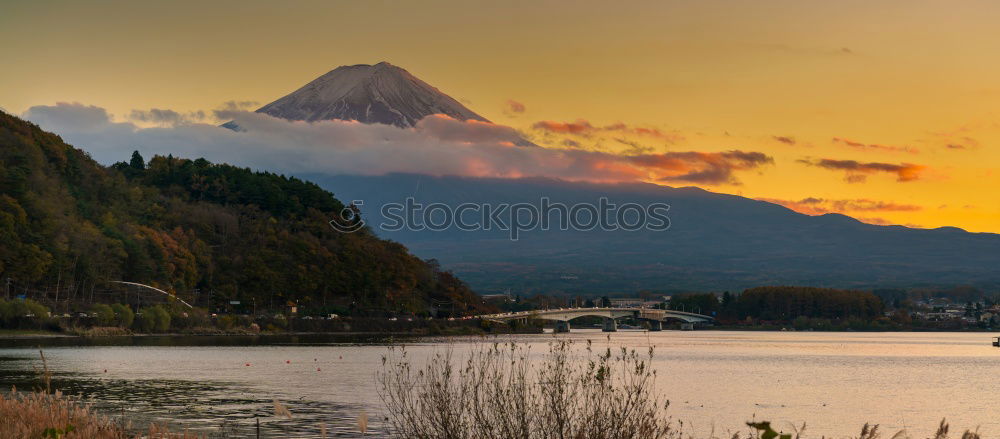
475,307 -> 712,322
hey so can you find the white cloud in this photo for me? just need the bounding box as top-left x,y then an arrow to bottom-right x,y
22,102 -> 771,185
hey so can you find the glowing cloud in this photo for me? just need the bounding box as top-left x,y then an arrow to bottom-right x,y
533,119 -> 595,135
772,136 -> 797,145
832,137 -> 918,154
633,151 -> 773,185
21,103 -> 772,187
798,158 -> 926,183
129,108 -> 206,126
532,119 -> 684,143
756,197 -> 923,226
758,197 -> 922,216
504,99 -> 526,114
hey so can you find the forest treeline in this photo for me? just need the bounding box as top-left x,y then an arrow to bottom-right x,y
667,286 -> 885,322
0,112 -> 487,316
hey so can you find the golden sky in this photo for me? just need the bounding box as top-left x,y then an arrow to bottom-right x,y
2,0 -> 999,232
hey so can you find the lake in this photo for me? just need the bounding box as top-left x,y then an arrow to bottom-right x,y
1,330 -> 998,438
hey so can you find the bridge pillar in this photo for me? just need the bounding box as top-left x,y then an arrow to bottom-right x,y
554,320 -> 571,333
648,320 -> 662,331
602,318 -> 618,332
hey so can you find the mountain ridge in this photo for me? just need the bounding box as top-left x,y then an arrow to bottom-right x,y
309,172 -> 1000,293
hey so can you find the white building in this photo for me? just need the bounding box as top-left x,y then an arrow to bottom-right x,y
610,298 -> 644,308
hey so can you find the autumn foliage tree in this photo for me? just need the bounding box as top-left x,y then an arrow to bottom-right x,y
733,286 -> 884,321
0,111 -> 487,316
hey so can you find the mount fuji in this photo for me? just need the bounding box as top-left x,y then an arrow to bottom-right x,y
254,62 -> 488,127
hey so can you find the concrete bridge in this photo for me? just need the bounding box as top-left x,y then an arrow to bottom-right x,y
477,307 -> 713,332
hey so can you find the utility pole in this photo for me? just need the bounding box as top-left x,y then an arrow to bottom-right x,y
54,269 -> 61,304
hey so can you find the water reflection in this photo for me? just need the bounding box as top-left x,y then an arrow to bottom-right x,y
0,334 -> 404,437
0,333 -> 411,349
1,331 -> 999,438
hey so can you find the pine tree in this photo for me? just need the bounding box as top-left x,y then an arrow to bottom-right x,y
129,150 -> 145,170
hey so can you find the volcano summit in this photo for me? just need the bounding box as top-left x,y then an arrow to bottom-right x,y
254,62 -> 488,127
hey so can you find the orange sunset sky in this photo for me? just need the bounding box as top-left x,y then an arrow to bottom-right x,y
2,0 -> 999,232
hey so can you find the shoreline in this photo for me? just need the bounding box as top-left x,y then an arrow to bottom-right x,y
2,326 -> 998,342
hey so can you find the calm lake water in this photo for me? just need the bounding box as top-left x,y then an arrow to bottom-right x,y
1,330 -> 998,438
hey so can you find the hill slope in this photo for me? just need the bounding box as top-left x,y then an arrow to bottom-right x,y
0,112 -> 485,315
311,173 -> 1000,293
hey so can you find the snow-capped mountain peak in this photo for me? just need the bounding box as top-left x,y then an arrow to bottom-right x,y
255,62 -> 488,128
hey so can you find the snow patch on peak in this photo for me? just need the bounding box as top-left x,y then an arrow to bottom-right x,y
255,62 -> 488,128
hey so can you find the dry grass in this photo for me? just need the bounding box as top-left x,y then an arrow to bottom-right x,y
70,326 -> 132,337
845,420 -> 980,439
0,389 -> 202,438
10,349 -> 205,438
379,340 -> 679,439
378,340 -> 984,439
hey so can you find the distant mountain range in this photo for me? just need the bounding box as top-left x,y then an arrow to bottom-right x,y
205,62 -> 1000,293
312,173 -> 1000,293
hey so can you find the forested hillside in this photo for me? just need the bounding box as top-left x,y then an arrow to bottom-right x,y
0,112 -> 485,316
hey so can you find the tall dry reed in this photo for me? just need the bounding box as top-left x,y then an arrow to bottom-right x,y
0,390 -> 201,438
377,340 -> 984,439
378,340 -> 679,439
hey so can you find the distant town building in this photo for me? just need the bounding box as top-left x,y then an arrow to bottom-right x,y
610,298 -> 643,308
